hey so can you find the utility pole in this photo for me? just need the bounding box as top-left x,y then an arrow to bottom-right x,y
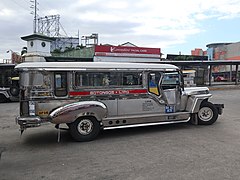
30,0 -> 38,33
34,0 -> 37,33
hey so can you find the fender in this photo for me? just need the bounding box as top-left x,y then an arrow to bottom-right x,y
49,101 -> 107,124
186,94 -> 212,113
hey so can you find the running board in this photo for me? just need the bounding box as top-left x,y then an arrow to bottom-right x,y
103,118 -> 190,130
105,111 -> 190,121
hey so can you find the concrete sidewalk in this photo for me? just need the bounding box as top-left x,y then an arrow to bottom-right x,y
207,84 -> 240,91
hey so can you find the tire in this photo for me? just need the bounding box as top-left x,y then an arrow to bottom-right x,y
69,117 -> 100,142
10,86 -> 19,97
198,101 -> 218,125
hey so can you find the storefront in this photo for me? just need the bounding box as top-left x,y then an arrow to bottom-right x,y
94,45 -> 161,63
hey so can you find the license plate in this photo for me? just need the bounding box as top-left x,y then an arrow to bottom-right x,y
165,105 -> 175,113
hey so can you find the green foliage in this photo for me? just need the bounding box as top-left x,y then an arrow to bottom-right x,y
52,48 -> 61,53
64,46 -> 75,52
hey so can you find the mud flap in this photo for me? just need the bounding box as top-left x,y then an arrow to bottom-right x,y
55,124 -> 69,143
190,113 -> 198,125
214,104 -> 224,115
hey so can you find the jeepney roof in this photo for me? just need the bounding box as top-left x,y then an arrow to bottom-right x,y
15,62 -> 179,71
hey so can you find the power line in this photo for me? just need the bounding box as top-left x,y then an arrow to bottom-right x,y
19,0 -> 30,7
19,0 -> 43,16
10,0 -> 69,37
10,0 -> 29,11
38,2 -> 51,15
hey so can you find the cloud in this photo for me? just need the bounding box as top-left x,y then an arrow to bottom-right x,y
1,0 -> 240,60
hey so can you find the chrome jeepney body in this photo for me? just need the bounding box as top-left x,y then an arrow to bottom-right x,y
15,62 -> 223,141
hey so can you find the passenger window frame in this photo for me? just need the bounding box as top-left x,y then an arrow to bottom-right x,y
54,72 -> 68,97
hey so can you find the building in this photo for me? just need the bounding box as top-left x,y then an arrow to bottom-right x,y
21,33 -> 55,62
206,42 -> 240,60
206,42 -> 240,75
166,54 -> 208,61
94,44 -> 161,63
20,31 -> 162,63
191,48 -> 207,56
49,42 -> 162,63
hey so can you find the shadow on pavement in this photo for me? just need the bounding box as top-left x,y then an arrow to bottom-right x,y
20,123 -> 196,145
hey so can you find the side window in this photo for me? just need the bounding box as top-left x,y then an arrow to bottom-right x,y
74,72 -> 142,88
74,72 -> 119,88
54,72 -> 67,97
121,72 -> 142,86
148,72 -> 161,96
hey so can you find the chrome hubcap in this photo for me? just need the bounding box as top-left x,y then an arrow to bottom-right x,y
77,119 -> 93,135
198,107 -> 213,121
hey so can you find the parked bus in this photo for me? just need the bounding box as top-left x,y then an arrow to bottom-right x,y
0,64 -> 19,102
15,62 -> 224,142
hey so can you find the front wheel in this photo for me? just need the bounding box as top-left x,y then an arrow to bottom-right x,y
10,86 -> 19,97
69,117 -> 100,142
198,101 -> 218,125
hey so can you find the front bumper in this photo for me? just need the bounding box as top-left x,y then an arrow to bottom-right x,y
16,116 -> 42,130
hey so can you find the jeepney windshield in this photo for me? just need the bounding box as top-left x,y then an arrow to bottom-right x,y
20,71 -> 50,88
162,71 -> 180,85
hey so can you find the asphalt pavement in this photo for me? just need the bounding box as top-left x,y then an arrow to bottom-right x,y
0,88 -> 240,180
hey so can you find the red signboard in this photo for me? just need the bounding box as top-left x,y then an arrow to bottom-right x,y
95,45 -> 161,58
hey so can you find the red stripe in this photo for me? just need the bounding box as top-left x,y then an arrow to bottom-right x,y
69,91 -> 90,96
69,89 -> 147,96
129,89 -> 147,94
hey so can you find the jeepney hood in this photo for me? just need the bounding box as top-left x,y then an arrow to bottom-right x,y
183,87 -> 210,96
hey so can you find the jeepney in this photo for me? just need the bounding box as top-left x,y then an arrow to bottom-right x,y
15,62 -> 224,142
0,64 -> 19,102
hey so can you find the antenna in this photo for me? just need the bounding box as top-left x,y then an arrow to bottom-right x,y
30,0 -> 38,33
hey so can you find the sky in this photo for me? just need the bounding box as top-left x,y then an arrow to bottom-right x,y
1,0 -> 240,60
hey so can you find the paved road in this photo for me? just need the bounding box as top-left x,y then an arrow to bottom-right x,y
0,89 -> 240,180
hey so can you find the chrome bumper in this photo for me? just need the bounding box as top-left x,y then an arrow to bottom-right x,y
16,116 -> 42,130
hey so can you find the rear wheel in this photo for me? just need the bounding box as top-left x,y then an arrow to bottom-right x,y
198,101 -> 218,125
69,117 -> 100,142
